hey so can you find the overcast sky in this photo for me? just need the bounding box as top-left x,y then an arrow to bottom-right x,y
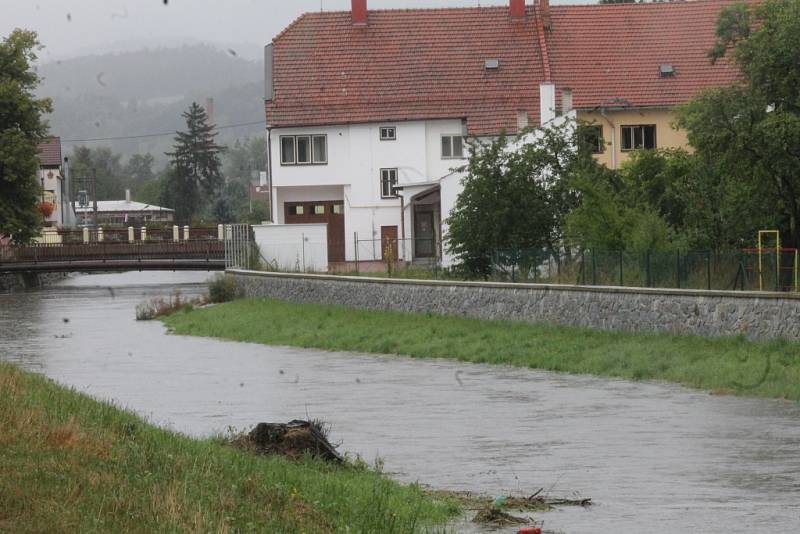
1,0 -> 590,62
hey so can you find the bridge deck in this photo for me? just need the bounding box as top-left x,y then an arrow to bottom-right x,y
0,241 -> 226,274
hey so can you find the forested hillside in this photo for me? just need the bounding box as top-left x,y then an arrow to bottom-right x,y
37,45 -> 265,161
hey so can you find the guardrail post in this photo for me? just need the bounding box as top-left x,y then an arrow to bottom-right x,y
183,225 -> 190,242
97,227 -> 104,242
82,227 -> 90,244
140,227 -> 147,242
128,226 -> 134,243
218,224 -> 224,241
173,225 -> 180,242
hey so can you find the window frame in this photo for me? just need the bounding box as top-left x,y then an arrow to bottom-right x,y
441,134 -> 466,159
380,168 -> 399,199
280,136 -> 296,165
583,125 -> 605,154
312,135 -> 327,164
620,125 -> 657,151
296,135 -> 312,165
279,134 -> 328,166
379,126 -> 397,141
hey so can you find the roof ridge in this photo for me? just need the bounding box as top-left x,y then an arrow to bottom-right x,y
534,4 -> 551,82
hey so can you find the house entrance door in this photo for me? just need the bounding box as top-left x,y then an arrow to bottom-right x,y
414,211 -> 435,258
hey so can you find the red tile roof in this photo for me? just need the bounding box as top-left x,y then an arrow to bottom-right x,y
37,137 -> 62,168
266,6 -> 546,136
266,0 -> 744,133
547,0 -> 744,110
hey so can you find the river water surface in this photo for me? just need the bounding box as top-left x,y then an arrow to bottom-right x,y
1,272 -> 799,533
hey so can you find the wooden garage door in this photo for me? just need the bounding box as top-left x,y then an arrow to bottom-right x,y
284,201 -> 345,262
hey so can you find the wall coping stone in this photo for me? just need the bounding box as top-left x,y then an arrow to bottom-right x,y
227,269 -> 800,302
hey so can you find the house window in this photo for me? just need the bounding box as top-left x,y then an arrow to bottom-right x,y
296,136 -> 311,164
312,135 -> 327,164
582,126 -> 605,154
442,135 -> 465,159
380,127 -> 396,141
380,168 -> 398,199
621,125 -> 657,151
280,135 -> 327,165
280,137 -> 295,165
332,204 -> 343,215
314,205 -> 326,215
288,205 -> 304,215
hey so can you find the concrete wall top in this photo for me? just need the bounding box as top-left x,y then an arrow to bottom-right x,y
227,269 -> 800,302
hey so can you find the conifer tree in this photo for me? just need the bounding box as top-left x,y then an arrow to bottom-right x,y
163,102 -> 224,223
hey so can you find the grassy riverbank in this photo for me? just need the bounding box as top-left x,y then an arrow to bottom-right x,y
0,363 -> 457,533
164,298 -> 800,401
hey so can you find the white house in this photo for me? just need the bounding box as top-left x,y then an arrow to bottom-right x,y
264,0 -> 560,267
37,137 -> 76,228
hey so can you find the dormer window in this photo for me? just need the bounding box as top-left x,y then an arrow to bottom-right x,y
380,127 -> 396,141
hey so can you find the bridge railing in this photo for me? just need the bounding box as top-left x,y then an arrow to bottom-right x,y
0,240 -> 224,265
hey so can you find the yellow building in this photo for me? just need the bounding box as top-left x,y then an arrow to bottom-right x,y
545,0 -> 743,169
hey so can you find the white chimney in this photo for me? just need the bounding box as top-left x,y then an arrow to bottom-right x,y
561,89 -> 573,115
539,82 -> 556,125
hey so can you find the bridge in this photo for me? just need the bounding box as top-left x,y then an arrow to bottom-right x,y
0,240 -> 226,274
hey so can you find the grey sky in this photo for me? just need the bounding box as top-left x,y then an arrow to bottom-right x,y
1,0 -> 590,62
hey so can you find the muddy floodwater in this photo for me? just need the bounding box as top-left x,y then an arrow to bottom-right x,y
2,272 -> 800,533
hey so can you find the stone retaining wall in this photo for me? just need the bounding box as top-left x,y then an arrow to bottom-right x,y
228,269 -> 800,341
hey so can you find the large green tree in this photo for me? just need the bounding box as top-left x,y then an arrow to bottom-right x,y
676,0 -> 800,247
446,122 -> 591,277
0,30 -> 52,242
163,102 -> 225,224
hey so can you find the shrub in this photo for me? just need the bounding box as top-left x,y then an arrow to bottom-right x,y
208,274 -> 242,303
135,291 -> 205,321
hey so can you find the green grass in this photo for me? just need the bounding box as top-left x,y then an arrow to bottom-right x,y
163,298 -> 800,401
0,363 -> 458,534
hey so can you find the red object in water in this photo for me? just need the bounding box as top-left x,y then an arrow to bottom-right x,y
518,527 -> 541,534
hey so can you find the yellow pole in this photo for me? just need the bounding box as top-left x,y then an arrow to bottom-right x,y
777,233 -> 781,291
758,231 -> 764,291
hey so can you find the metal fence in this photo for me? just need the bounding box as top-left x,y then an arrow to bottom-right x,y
224,224 -> 251,269
490,248 -> 799,292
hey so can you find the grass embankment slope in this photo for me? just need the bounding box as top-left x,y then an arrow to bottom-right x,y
0,363 -> 457,533
164,298 -> 800,401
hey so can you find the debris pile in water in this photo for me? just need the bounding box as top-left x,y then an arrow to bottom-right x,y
234,420 -> 344,463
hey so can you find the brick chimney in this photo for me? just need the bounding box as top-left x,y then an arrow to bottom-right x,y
510,0 -> 525,19
352,0 -> 368,25
539,0 -> 551,30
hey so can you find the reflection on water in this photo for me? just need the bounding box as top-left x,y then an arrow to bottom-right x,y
1,272 -> 799,534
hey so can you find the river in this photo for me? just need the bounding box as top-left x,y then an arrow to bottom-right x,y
1,272 -> 799,533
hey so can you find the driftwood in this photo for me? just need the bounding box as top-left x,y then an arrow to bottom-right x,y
244,420 -> 344,463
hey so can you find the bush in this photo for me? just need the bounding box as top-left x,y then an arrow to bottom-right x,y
136,291 -> 204,321
208,274 -> 242,303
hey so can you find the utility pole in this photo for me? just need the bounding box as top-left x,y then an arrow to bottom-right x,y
92,168 -> 98,229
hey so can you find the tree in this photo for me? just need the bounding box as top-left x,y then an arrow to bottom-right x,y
676,0 -> 800,248
125,153 -> 155,184
163,103 -> 225,224
0,29 -> 52,242
70,146 -> 126,201
446,121 -> 587,277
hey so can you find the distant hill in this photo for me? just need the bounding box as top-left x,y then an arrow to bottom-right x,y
37,45 -> 266,162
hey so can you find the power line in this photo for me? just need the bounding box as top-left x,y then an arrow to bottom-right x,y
62,120 -> 266,143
